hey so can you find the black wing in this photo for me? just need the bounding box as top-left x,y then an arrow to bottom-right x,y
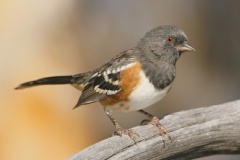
73,49 -> 137,108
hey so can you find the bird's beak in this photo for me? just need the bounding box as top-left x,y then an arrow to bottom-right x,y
176,41 -> 195,52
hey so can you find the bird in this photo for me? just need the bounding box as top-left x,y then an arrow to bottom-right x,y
15,25 -> 195,144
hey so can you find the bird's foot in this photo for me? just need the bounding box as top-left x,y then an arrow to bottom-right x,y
151,116 -> 172,146
115,124 -> 139,142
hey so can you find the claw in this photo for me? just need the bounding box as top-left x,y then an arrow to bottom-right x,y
151,116 -> 172,147
115,125 -> 139,143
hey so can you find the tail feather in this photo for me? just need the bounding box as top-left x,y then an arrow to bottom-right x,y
15,76 -> 73,89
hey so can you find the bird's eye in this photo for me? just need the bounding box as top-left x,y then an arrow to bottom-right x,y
166,37 -> 173,43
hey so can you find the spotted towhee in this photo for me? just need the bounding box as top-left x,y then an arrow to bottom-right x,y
15,25 -> 195,144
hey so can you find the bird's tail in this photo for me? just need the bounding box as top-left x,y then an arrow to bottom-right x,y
15,76 -> 73,89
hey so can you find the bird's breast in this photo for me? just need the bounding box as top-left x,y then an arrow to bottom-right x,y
101,64 -> 172,111
124,71 -> 172,111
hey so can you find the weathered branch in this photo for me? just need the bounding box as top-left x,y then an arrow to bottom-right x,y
68,100 -> 240,160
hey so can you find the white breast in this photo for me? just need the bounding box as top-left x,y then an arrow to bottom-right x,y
111,71 -> 172,111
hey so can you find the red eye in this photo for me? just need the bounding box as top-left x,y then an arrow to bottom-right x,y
166,37 -> 173,43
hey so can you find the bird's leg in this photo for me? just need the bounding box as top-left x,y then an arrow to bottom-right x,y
138,109 -> 172,145
104,107 -> 138,140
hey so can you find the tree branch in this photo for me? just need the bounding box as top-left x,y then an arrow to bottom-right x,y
68,100 -> 240,160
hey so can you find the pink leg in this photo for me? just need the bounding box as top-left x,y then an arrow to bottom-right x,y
104,108 -> 139,140
138,109 -> 172,145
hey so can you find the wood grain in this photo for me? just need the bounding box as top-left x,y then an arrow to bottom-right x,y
68,100 -> 240,160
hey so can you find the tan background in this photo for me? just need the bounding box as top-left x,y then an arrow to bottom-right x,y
1,0 -> 240,159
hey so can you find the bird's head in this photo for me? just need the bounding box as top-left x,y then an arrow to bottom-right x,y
137,25 -> 195,64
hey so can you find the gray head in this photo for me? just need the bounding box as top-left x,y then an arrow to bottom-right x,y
137,25 -> 195,64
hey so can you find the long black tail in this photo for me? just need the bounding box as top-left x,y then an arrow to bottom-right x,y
15,76 -> 73,89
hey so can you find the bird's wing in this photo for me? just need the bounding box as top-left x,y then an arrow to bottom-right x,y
73,49 -> 137,108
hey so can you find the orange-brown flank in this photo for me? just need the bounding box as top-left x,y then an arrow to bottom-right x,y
100,62 -> 142,107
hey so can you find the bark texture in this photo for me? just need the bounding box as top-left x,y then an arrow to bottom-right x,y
68,100 -> 240,160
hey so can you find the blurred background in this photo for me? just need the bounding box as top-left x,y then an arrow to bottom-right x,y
1,0 -> 240,159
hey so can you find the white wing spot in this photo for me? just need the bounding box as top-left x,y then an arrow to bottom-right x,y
94,85 -> 99,90
112,69 -> 117,74
98,89 -> 104,94
106,70 -> 111,75
103,71 -> 109,82
95,88 -> 100,93
117,68 -> 121,72
91,72 -> 98,78
120,66 -> 126,71
84,82 -> 89,87
112,80 -> 119,85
